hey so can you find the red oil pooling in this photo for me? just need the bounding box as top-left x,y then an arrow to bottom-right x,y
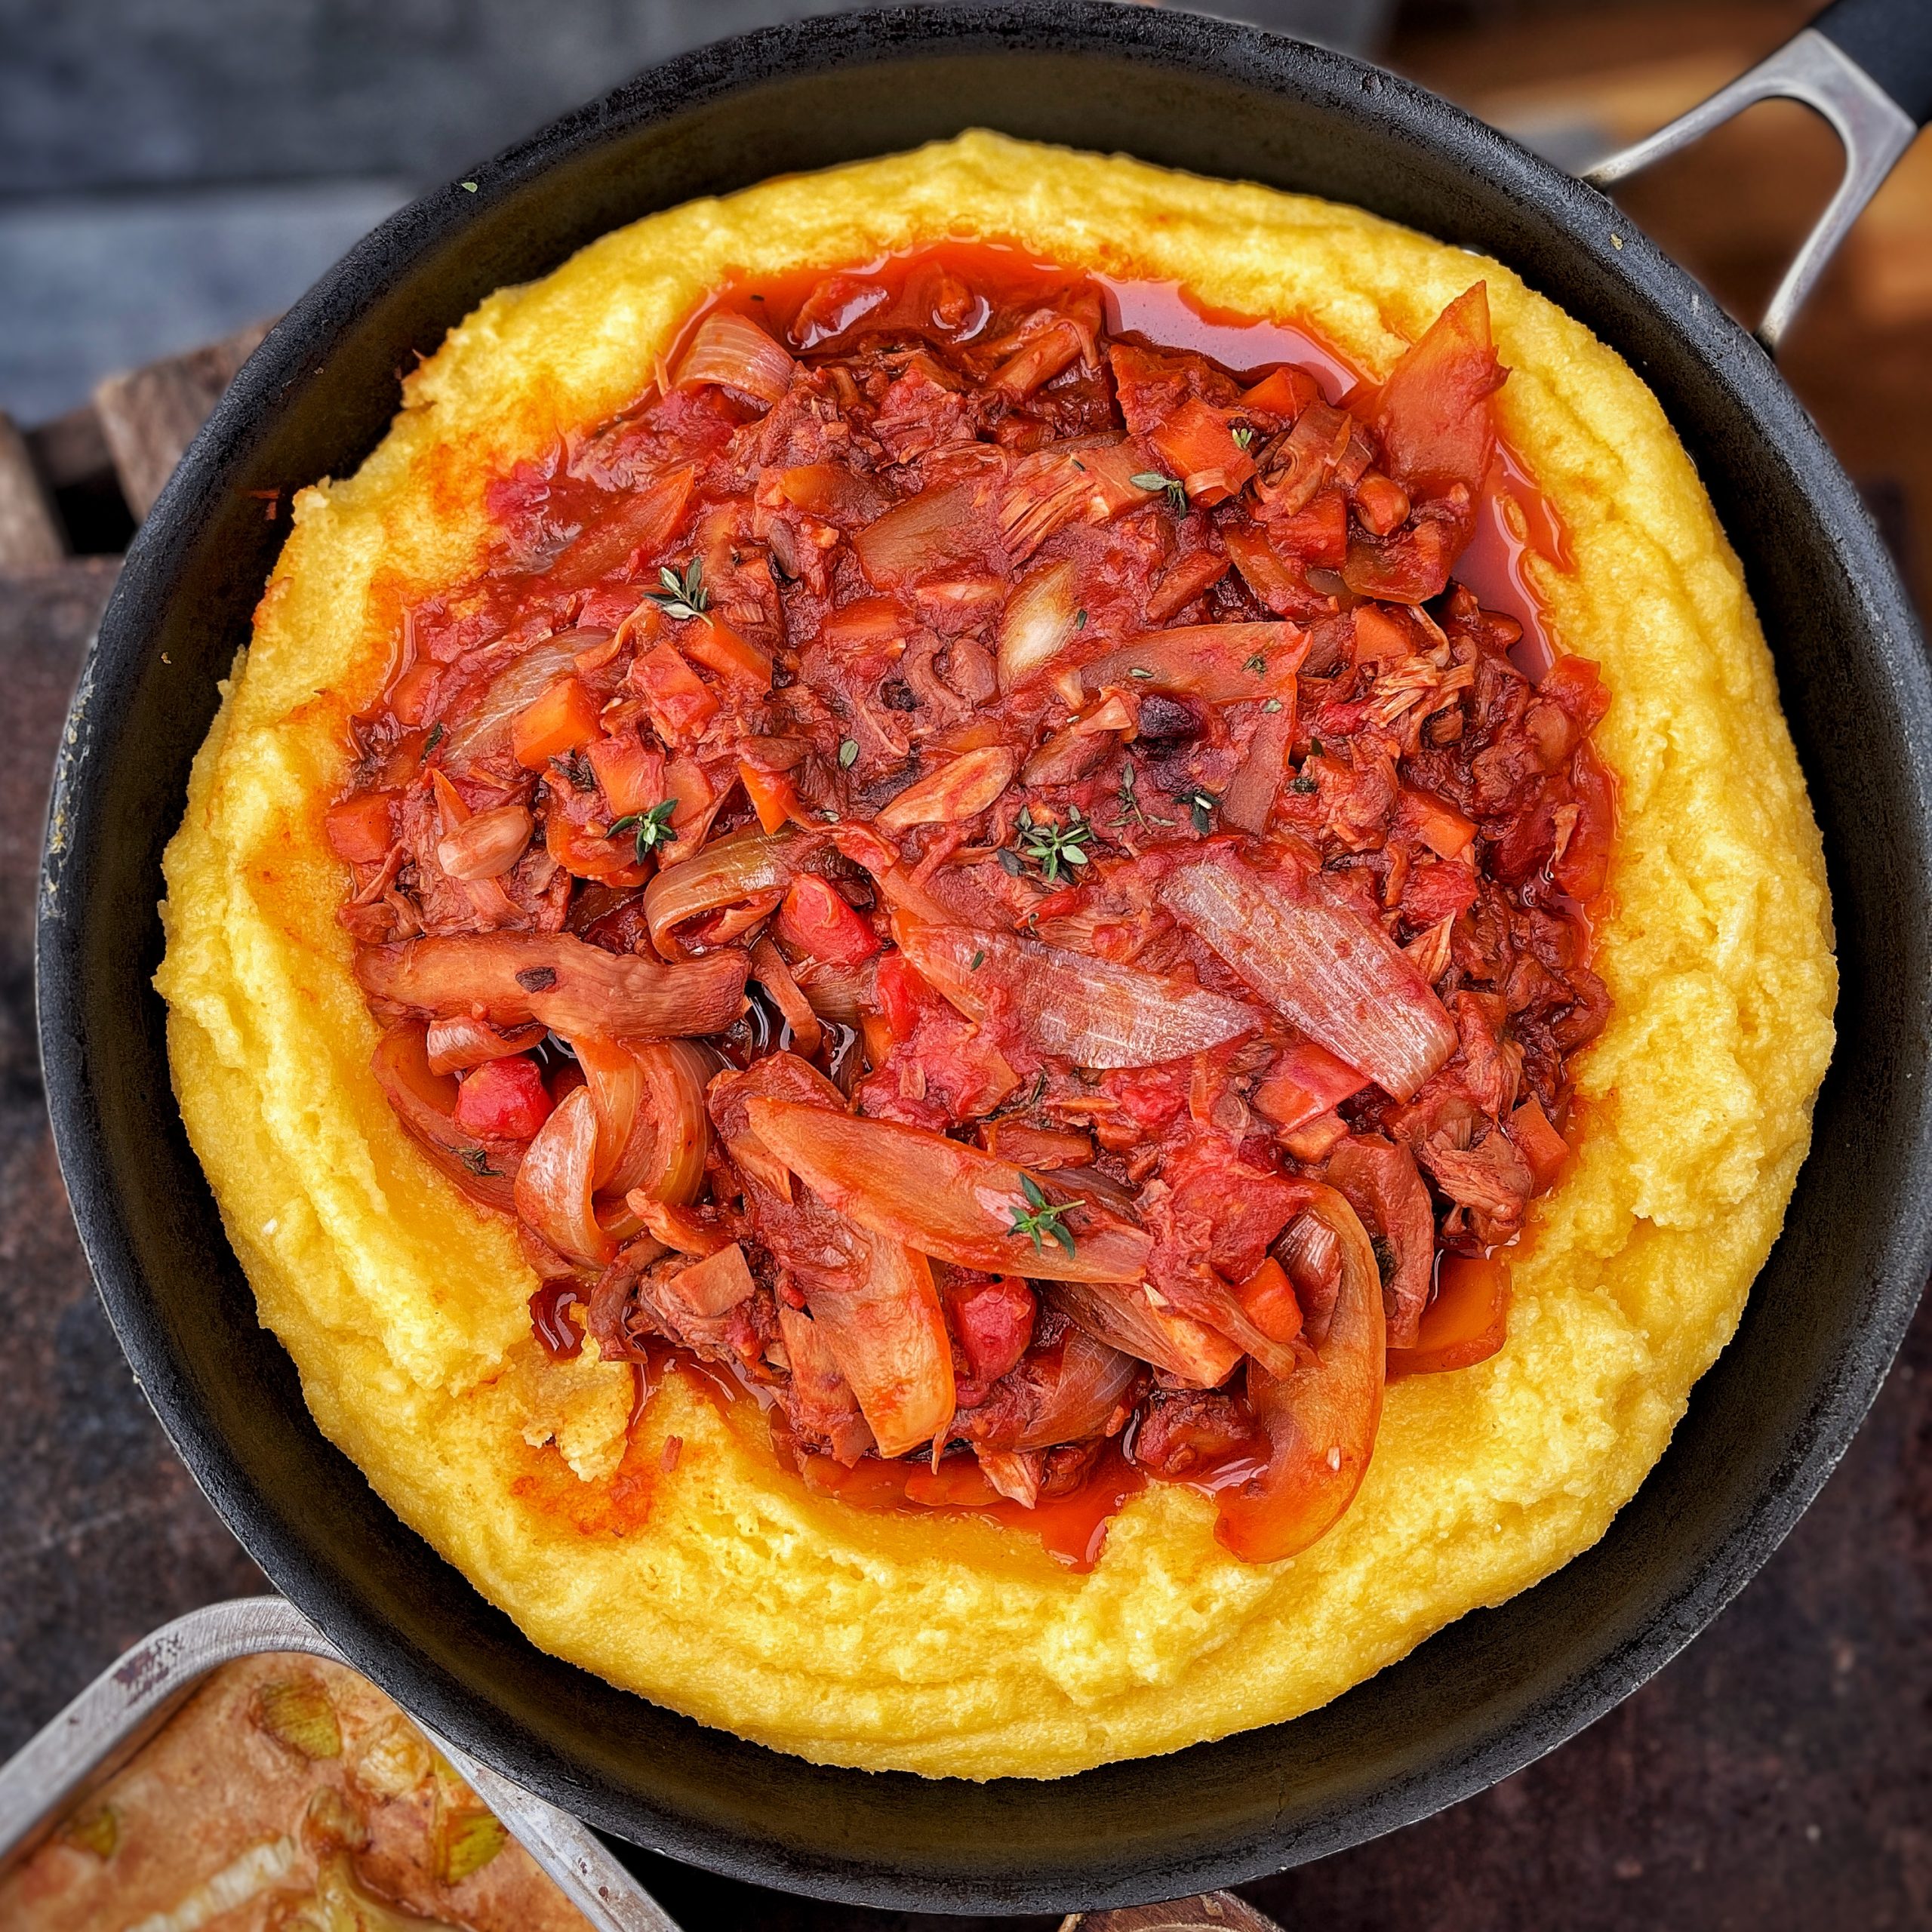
1098,272 -> 1365,402
1456,439 -> 1577,682
788,1432 -> 1146,1573
528,1283 -> 586,1360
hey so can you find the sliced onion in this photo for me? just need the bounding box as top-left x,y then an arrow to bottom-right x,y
435,802 -> 533,881
423,1014 -> 546,1076
897,919 -> 1259,1071
514,1086 -> 615,1266
1160,851 -> 1457,1103
673,310 -> 796,408
776,1300 -> 875,1466
371,1022 -> 521,1212
873,747 -> 1016,832
438,632 -> 592,768
805,1238 -> 956,1458
355,931 -> 748,1042
642,826 -> 799,958
577,1035 -> 716,1203
997,558 -> 1082,690
1324,1134 -> 1435,1349
1046,1281 -> 1243,1388
743,1098 -> 1152,1284
750,937 -> 823,1057
1081,623 -> 1306,703
792,957 -> 876,1025
1220,698 -> 1297,835
1014,1327 -> 1143,1449
1214,1184 -> 1384,1562
854,481 -> 988,586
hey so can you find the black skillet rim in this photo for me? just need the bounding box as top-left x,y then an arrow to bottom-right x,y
35,1 -> 1932,1912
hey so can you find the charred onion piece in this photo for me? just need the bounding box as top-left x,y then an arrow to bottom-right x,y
355,932 -> 748,1042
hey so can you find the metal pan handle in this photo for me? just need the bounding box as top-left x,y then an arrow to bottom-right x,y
1586,0 -> 1930,350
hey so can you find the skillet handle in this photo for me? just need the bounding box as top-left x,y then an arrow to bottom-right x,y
1584,0 -> 1929,351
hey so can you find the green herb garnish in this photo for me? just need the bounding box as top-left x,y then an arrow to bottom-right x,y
838,737 -> 860,769
1244,652 -> 1268,675
648,558 -> 709,621
423,721 -> 445,758
608,797 -> 680,861
1130,470 -> 1189,516
1180,786 -> 1218,835
1014,804 -> 1094,884
1232,425 -> 1255,451
458,1148 -> 500,1178
970,949 -> 986,971
1008,1174 -> 1081,1258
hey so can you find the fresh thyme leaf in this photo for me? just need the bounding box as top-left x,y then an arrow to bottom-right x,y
459,1148 -> 498,1177
838,737 -> 860,769
648,557 -> 709,621
608,797 -> 680,863
969,949 -> 986,971
423,721 -> 445,758
1291,774 -> 1318,794
997,847 -> 1025,878
1011,806 -> 1095,884
1129,469 -> 1190,517
1244,652 -> 1268,674
550,748 -> 597,792
1075,609 -> 1088,629
1232,425 -> 1255,451
459,180 -> 478,193
1008,1174 -> 1082,1257
1128,666 -> 1154,679
1309,737 -> 1324,756
1181,786 -> 1218,835
1263,697 -> 1284,714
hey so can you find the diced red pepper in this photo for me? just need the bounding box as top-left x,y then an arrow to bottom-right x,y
775,875 -> 879,968
1552,742 -> 1617,902
452,1055 -> 555,1141
1251,1040 -> 1371,1132
872,950 -> 928,1041
1509,1093 -> 1571,1194
1240,364 -> 1321,420
325,792 -> 396,864
740,761 -> 801,835
512,678 -> 601,769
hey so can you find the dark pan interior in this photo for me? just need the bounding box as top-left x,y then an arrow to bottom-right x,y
35,3 -> 1932,1913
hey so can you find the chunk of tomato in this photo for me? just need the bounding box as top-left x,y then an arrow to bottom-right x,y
775,874 -> 879,968
946,1274 -> 1038,1385
452,1055 -> 555,1142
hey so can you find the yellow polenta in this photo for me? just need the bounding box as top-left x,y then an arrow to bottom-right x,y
155,131 -> 1835,1779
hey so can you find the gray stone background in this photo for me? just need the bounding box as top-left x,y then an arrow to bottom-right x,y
0,0 -> 1392,424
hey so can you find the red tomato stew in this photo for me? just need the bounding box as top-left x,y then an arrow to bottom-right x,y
334,246 -> 1613,1567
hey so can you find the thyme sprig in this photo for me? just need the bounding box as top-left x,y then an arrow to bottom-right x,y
1180,786 -> 1219,835
608,797 -> 679,863
1008,804 -> 1094,884
1130,469 -> 1189,516
648,558 -> 709,621
1008,1174 -> 1081,1259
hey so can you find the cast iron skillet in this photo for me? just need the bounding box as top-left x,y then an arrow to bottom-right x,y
35,0 -> 1932,1912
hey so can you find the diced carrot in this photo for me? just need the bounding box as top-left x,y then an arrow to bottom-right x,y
511,678 -> 601,769
1148,396 -> 1256,506
740,760 -> 801,835
1235,1257 -> 1304,1346
631,642 -> 718,743
324,792 -> 396,864
586,730 -> 665,817
1401,786 -> 1476,861
1352,605 -> 1414,665
1240,365 -> 1322,420
1386,1254 -> 1509,1377
681,617 -> 774,692
1509,1093 -> 1570,1194
1252,1041 -> 1370,1133
820,595 -> 903,649
1353,470 -> 1411,536
775,875 -> 879,968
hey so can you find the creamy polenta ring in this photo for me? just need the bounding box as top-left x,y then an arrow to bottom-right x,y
157,131 -> 1835,1780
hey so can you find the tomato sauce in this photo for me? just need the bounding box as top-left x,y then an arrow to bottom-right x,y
337,240 -> 1615,1568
